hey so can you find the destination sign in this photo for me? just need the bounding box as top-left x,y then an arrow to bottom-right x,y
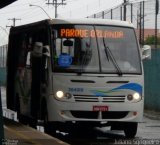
60,29 -> 124,39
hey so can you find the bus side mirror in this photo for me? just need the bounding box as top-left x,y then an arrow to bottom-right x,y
32,42 -> 43,57
43,45 -> 50,57
142,45 -> 151,60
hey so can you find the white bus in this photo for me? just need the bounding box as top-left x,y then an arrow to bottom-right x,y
7,18 -> 151,138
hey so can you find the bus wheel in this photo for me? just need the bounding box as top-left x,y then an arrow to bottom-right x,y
28,118 -> 37,129
18,115 -> 28,125
43,109 -> 57,136
124,122 -> 138,138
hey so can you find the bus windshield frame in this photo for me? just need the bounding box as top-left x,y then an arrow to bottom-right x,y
52,24 -> 142,75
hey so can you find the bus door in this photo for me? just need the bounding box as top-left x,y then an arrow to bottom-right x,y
16,39 -> 32,116
30,42 -> 43,120
30,42 -> 49,120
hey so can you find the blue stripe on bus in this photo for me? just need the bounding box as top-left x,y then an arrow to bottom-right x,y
91,83 -> 142,96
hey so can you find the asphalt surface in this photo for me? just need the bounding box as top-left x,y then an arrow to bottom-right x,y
51,115 -> 160,145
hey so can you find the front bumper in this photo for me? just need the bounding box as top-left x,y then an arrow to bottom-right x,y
47,96 -> 144,123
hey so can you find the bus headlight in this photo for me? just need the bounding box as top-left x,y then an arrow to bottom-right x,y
127,93 -> 141,102
56,91 -> 64,99
133,93 -> 141,101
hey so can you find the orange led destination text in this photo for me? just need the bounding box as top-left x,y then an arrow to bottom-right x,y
60,29 -> 124,39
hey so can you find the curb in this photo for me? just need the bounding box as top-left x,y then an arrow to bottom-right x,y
144,110 -> 160,120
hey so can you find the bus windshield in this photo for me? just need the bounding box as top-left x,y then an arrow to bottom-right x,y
53,25 -> 141,74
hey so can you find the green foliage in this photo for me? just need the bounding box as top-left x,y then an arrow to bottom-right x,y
145,35 -> 160,45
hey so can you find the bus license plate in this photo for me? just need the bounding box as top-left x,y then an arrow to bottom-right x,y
93,106 -> 109,111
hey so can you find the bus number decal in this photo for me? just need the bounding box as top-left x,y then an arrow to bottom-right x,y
68,88 -> 84,92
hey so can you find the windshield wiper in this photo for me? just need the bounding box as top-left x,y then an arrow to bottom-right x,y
103,37 -> 123,76
77,47 -> 91,75
77,38 -> 92,75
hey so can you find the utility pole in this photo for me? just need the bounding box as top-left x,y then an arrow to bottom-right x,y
142,1 -> 145,46
46,0 -> 66,18
123,0 -> 127,21
139,2 -> 142,45
155,0 -> 159,49
7,18 -> 21,27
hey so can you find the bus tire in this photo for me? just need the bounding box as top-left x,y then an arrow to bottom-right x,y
124,122 -> 138,138
43,106 -> 57,136
28,118 -> 37,129
44,121 -> 52,135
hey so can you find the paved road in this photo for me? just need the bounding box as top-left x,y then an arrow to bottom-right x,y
52,116 -> 160,145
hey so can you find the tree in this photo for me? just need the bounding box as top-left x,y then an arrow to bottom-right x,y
145,35 -> 160,45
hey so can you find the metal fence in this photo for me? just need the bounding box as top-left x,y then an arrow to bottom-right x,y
0,44 -> 7,68
88,0 -> 160,47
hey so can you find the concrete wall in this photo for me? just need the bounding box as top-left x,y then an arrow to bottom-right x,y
143,49 -> 160,112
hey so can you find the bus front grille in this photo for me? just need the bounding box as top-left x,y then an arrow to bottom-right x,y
70,111 -> 129,119
71,111 -> 98,119
74,95 -> 99,102
102,96 -> 125,102
102,111 -> 129,119
74,95 -> 125,102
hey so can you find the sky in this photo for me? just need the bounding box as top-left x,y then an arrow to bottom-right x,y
0,0 -> 124,45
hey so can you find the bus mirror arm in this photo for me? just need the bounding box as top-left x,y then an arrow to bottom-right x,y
142,45 -> 151,60
42,45 -> 50,69
43,45 -> 50,57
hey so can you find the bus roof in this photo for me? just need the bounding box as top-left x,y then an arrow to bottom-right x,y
50,18 -> 134,28
10,18 -> 135,33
